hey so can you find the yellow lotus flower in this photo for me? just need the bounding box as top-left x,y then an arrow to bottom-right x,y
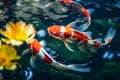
0,21 -> 36,46
0,44 -> 21,70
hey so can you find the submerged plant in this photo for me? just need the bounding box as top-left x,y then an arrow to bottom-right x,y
0,21 -> 36,46
0,42 -> 21,70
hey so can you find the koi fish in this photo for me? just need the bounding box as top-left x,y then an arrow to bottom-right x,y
59,0 -> 91,31
48,0 -> 116,52
48,22 -> 116,52
23,39 -> 91,72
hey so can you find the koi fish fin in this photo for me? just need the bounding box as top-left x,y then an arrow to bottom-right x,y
66,20 -> 89,32
78,45 -> 87,52
89,47 -> 97,53
66,21 -> 78,28
52,61 -> 91,72
76,22 -> 90,32
22,48 -> 32,56
51,61 -> 69,70
67,64 -> 91,72
71,63 -> 88,67
94,38 -> 103,43
64,41 -> 74,52
83,31 -> 92,39
104,27 -> 116,44
30,55 -> 37,68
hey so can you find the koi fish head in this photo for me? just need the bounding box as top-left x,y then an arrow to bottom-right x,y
48,25 -> 65,40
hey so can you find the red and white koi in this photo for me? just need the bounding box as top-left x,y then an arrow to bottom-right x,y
23,39 -> 91,72
48,0 -> 116,52
48,23 -> 116,52
59,0 -> 91,31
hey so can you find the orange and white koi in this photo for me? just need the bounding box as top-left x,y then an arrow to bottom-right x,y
48,23 -> 116,52
59,0 -> 91,31
23,39 -> 91,72
48,0 -> 116,52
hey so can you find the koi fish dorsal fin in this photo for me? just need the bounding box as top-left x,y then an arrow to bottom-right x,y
66,20 -> 90,32
83,31 -> 92,39
66,21 -> 77,28
77,23 -> 90,32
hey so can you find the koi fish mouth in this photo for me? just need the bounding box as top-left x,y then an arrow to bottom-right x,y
47,29 -> 55,39
47,28 -> 52,35
47,28 -> 50,32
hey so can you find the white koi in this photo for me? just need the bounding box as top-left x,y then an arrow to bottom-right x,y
23,39 -> 91,72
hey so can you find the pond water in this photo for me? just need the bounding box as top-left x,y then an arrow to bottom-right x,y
0,0 -> 120,80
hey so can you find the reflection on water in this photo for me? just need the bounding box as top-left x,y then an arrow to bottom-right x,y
14,0 -> 69,20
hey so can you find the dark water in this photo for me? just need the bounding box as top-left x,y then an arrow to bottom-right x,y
0,0 -> 120,80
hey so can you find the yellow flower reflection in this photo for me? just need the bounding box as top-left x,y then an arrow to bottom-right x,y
0,44 -> 21,70
0,21 -> 36,46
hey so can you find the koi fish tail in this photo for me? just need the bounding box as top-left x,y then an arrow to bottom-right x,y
104,27 -> 116,45
67,64 -> 91,72
51,60 -> 69,70
51,61 -> 91,72
72,1 -> 91,31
